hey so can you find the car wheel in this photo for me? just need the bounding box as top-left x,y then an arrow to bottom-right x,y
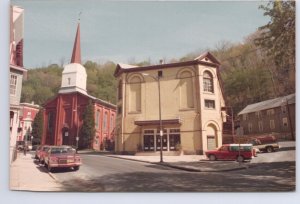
209,154 -> 216,161
73,166 -> 80,171
237,155 -> 244,162
266,146 -> 273,153
47,164 -> 53,172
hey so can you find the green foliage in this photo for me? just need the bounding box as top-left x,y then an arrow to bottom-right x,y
79,100 -> 95,149
255,0 -> 295,94
21,0 -> 295,116
84,61 -> 117,103
31,110 -> 43,145
21,64 -> 62,105
21,62 -> 118,105
214,38 -> 277,114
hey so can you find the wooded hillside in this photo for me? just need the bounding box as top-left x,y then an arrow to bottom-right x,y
21,1 -> 295,114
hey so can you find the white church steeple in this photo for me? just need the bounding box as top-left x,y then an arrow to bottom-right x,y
59,22 -> 87,95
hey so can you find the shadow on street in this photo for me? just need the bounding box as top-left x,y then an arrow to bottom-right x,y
58,161 -> 295,192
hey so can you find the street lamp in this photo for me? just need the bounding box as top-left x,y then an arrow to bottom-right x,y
142,72 -> 163,163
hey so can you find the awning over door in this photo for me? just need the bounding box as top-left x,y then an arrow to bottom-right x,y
134,118 -> 181,126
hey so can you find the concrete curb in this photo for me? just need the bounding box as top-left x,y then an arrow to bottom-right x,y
105,155 -> 251,172
48,172 -> 58,181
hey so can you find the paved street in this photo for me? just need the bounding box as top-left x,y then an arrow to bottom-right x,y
10,141 -> 295,192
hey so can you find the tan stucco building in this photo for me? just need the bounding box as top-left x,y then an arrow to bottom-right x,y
114,52 -> 226,155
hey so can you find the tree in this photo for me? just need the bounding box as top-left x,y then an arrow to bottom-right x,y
255,0 -> 295,95
79,100 -> 95,149
31,110 -> 44,145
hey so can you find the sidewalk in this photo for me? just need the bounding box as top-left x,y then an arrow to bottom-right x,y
10,152 -> 63,191
105,154 -> 251,172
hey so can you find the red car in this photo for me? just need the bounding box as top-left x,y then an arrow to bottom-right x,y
44,146 -> 81,172
35,145 -> 51,164
205,144 -> 254,162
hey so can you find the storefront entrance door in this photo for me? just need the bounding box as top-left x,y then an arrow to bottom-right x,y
143,135 -> 154,151
156,135 -> 167,151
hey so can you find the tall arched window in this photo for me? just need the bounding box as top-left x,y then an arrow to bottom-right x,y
203,71 -> 214,93
179,71 -> 194,109
129,76 -> 141,112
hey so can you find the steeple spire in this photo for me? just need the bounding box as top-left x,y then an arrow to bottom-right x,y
70,22 -> 81,64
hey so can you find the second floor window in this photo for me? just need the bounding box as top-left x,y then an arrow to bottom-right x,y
10,74 -> 17,95
95,110 -> 100,129
282,117 -> 288,127
110,114 -> 114,132
255,111 -> 262,118
270,120 -> 275,129
103,112 -> 108,132
204,100 -> 215,109
203,71 -> 214,93
258,121 -> 263,132
267,109 -> 275,116
281,106 -> 287,114
248,123 -> 253,133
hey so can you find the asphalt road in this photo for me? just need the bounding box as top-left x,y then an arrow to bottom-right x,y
49,141 -> 295,192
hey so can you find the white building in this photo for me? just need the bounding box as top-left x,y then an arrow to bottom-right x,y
10,6 -> 27,163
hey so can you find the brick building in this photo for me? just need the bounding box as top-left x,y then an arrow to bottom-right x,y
238,93 -> 295,140
10,5 -> 27,162
18,102 -> 40,142
42,23 -> 116,150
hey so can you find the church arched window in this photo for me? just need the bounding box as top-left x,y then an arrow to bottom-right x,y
203,71 -> 214,93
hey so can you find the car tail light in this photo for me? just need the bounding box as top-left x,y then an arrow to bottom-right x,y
75,157 -> 81,162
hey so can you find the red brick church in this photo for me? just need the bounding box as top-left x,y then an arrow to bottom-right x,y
42,23 -> 116,150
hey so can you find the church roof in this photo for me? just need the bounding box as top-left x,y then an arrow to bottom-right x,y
70,23 -> 81,64
43,91 -> 116,110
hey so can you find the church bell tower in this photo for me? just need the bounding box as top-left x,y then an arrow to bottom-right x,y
59,23 -> 87,95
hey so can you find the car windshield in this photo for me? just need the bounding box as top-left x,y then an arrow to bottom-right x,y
50,147 -> 75,154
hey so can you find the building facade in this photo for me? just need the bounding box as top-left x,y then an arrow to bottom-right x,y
238,94 -> 295,140
42,23 -> 116,150
17,102 -> 40,142
114,52 -> 226,155
10,6 -> 27,162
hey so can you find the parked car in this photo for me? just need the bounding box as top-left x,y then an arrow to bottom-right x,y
35,145 -> 51,164
27,142 -> 33,151
17,141 -> 25,151
205,144 -> 254,162
248,135 -> 280,153
44,146 -> 82,172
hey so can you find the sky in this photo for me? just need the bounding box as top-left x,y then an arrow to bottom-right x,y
11,0 -> 270,68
